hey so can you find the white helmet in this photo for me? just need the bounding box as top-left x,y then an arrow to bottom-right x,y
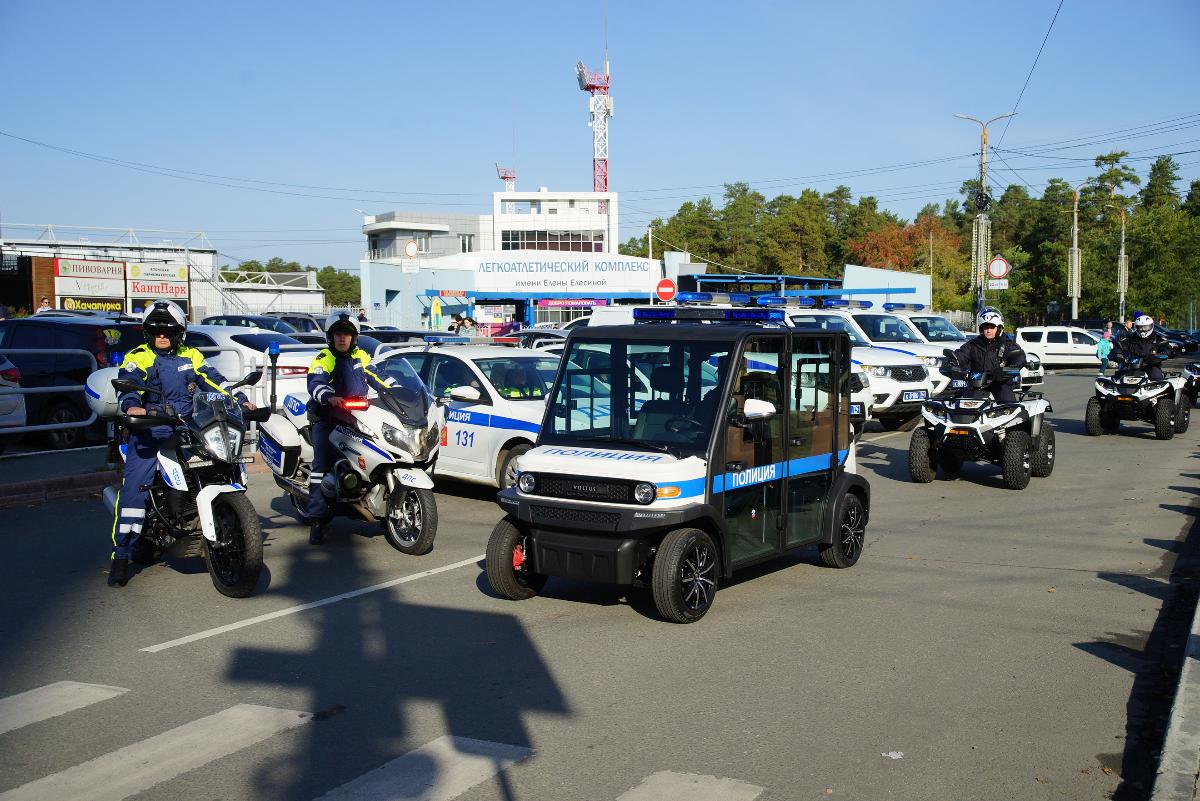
324,310 -> 360,349
142,299 -> 188,350
977,306 -> 1004,330
1134,313 -> 1154,338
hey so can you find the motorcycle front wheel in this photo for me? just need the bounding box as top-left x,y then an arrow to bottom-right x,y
383,487 -> 438,555
204,493 -> 265,598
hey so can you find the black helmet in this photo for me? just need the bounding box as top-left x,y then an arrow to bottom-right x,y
142,300 -> 187,351
324,311 -> 360,350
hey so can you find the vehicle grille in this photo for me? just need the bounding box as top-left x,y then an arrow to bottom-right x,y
533,474 -> 634,504
950,413 -> 981,424
530,504 -> 621,531
890,366 -> 928,383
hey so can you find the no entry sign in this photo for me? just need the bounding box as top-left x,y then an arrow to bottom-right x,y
987,256 -> 1011,280
655,278 -> 677,302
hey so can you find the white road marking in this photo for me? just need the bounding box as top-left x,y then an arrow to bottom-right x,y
0,681 -> 129,736
141,554 -> 485,653
862,429 -> 909,443
0,703 -> 309,801
315,735 -> 531,801
616,771 -> 765,801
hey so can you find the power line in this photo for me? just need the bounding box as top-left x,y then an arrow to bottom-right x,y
995,0 -> 1066,148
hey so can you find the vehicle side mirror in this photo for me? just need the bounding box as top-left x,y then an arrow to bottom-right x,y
230,371 -> 263,389
742,398 -> 776,421
112,378 -> 151,395
448,385 -> 481,403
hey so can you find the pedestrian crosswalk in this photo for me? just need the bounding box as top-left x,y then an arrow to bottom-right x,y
0,681 -> 766,801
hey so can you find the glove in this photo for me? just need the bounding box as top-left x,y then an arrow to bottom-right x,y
989,366 -> 1008,382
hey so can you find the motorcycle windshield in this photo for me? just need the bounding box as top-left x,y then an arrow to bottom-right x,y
190,390 -> 243,428
377,362 -> 433,426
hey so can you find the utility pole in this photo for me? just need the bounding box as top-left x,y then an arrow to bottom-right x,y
928,228 -> 934,304
955,112 -> 1016,316
1069,189 -> 1081,320
1117,208 -> 1127,321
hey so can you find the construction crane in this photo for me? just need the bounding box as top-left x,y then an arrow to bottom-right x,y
576,58 -> 612,194
494,163 -> 516,193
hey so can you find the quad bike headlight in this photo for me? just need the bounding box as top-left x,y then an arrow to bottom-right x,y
985,407 -> 1015,421
1144,381 -> 1168,393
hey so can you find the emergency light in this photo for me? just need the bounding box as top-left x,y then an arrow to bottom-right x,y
882,303 -> 926,312
756,296 -> 817,308
676,292 -> 753,306
821,299 -> 874,309
633,307 -> 785,322
423,335 -> 471,344
267,341 -> 281,356
341,398 -> 370,410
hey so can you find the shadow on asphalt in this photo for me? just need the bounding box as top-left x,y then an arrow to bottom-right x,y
227,534 -> 572,800
1074,486 -> 1200,798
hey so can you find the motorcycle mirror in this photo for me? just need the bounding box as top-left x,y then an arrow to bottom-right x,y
125,413 -> 175,428
233,371 -> 264,388
112,378 -> 155,395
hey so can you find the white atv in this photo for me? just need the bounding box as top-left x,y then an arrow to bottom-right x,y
1086,352 -> 1191,439
908,351 -> 1054,490
257,361 -> 444,554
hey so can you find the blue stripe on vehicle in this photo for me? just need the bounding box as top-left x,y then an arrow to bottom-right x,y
869,345 -> 920,358
445,407 -> 540,434
85,384 -> 101,399
710,449 -> 849,494
359,437 -> 392,460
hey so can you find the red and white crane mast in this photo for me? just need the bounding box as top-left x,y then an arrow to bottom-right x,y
576,57 -> 612,193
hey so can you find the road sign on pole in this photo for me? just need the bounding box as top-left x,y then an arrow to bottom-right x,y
987,278 -> 1009,290
655,279 -> 677,302
987,255 -> 1010,279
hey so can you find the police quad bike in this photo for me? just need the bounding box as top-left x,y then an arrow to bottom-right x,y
257,353 -> 444,555
1181,361 -> 1200,409
85,367 -> 272,597
1086,350 -> 1191,439
485,305 -> 870,624
907,351 -> 1054,490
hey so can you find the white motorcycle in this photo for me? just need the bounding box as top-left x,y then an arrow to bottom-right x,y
258,360 -> 444,554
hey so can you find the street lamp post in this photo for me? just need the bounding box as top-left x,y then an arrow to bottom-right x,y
1105,203 -> 1129,322
955,112 -> 1016,315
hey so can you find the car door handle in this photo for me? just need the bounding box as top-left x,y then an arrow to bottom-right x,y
725,461 -> 745,472
790,436 -> 808,447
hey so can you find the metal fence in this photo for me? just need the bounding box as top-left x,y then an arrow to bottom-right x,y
0,349 -> 99,435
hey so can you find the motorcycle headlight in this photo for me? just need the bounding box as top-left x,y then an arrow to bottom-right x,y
202,426 -> 242,462
868,365 -> 889,377
517,472 -> 536,494
633,482 -> 656,505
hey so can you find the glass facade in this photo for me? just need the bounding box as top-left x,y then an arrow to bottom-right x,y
501,230 -> 605,252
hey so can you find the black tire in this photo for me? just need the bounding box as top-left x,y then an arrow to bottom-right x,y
652,528 -> 719,623
497,443 -> 532,490
383,487 -> 438,555
1084,397 -> 1104,437
43,402 -> 86,450
485,517 -> 547,600
1155,398 -> 1176,440
818,492 -> 867,569
907,427 -> 935,483
1174,397 -> 1191,434
204,493 -> 264,598
131,538 -> 158,567
1031,422 -> 1056,478
1001,430 -> 1032,490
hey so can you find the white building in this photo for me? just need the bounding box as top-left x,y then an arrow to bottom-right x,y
360,188 -> 662,330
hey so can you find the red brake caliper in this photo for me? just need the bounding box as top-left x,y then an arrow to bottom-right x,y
512,544 -> 526,570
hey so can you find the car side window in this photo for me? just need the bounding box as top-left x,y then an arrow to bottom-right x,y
428,356 -> 481,398
1021,331 -> 1043,343
1047,331 -> 1068,344
1072,331 -> 1094,345
9,324 -> 42,348
185,332 -> 217,348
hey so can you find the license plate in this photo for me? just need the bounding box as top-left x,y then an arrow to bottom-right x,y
849,403 -> 863,416
950,379 -> 966,388
902,390 -> 928,402
235,456 -> 256,464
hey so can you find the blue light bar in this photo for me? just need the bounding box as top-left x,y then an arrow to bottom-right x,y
633,308 -> 678,320
676,292 -> 752,305
883,302 -> 926,312
632,307 -> 785,323
424,335 -> 471,343
757,296 -> 816,308
821,299 -> 873,309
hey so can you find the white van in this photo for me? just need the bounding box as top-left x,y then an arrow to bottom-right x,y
1015,326 -> 1099,366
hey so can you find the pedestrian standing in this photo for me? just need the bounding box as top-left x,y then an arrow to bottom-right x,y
357,307 -> 369,323
1096,330 -> 1113,376
35,297 -> 51,313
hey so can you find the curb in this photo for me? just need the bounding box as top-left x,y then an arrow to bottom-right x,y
1152,594 -> 1200,800
0,470 -> 120,510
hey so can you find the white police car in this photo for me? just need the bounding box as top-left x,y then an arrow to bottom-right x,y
882,303 -> 1044,389
376,338 -> 559,488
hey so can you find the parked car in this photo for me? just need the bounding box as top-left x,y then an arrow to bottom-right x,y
288,331 -> 387,357
263,312 -> 324,333
183,326 -> 320,410
201,314 -> 298,334
361,329 -> 434,347
1015,326 -> 1099,366
510,328 -> 568,350
0,316 -> 146,448
0,353 -> 28,449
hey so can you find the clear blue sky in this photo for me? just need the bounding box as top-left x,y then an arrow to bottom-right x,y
2,0 -> 1197,271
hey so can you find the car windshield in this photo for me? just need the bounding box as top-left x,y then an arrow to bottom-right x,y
476,357 -> 560,400
789,314 -> 868,346
852,313 -> 923,343
909,316 -> 966,342
543,338 -> 732,455
230,333 -> 306,350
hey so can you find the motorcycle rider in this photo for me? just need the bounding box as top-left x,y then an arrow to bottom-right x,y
1111,312 -> 1171,379
109,300 -> 254,588
951,307 -> 1027,403
306,311 -> 397,545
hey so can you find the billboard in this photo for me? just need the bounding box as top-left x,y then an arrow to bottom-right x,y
127,263 -> 189,282
55,258 -> 126,309
61,297 -> 125,313
127,279 -> 189,299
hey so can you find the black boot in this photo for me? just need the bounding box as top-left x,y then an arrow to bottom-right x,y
107,558 -> 129,588
309,521 -> 327,545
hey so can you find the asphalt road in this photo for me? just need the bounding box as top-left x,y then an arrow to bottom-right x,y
0,371 -> 1197,801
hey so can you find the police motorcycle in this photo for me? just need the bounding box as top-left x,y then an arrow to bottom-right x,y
907,350 -> 1054,490
257,351 -> 443,555
485,301 -> 870,623
86,367 -> 272,597
1085,349 -> 1191,439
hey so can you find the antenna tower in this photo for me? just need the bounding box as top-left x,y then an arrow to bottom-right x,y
575,56 -> 612,193
494,163 -> 516,192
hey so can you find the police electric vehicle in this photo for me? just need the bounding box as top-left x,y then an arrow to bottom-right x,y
485,303 -> 869,623
375,337 -> 559,488
881,303 -> 1045,389
1086,351 -> 1191,439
